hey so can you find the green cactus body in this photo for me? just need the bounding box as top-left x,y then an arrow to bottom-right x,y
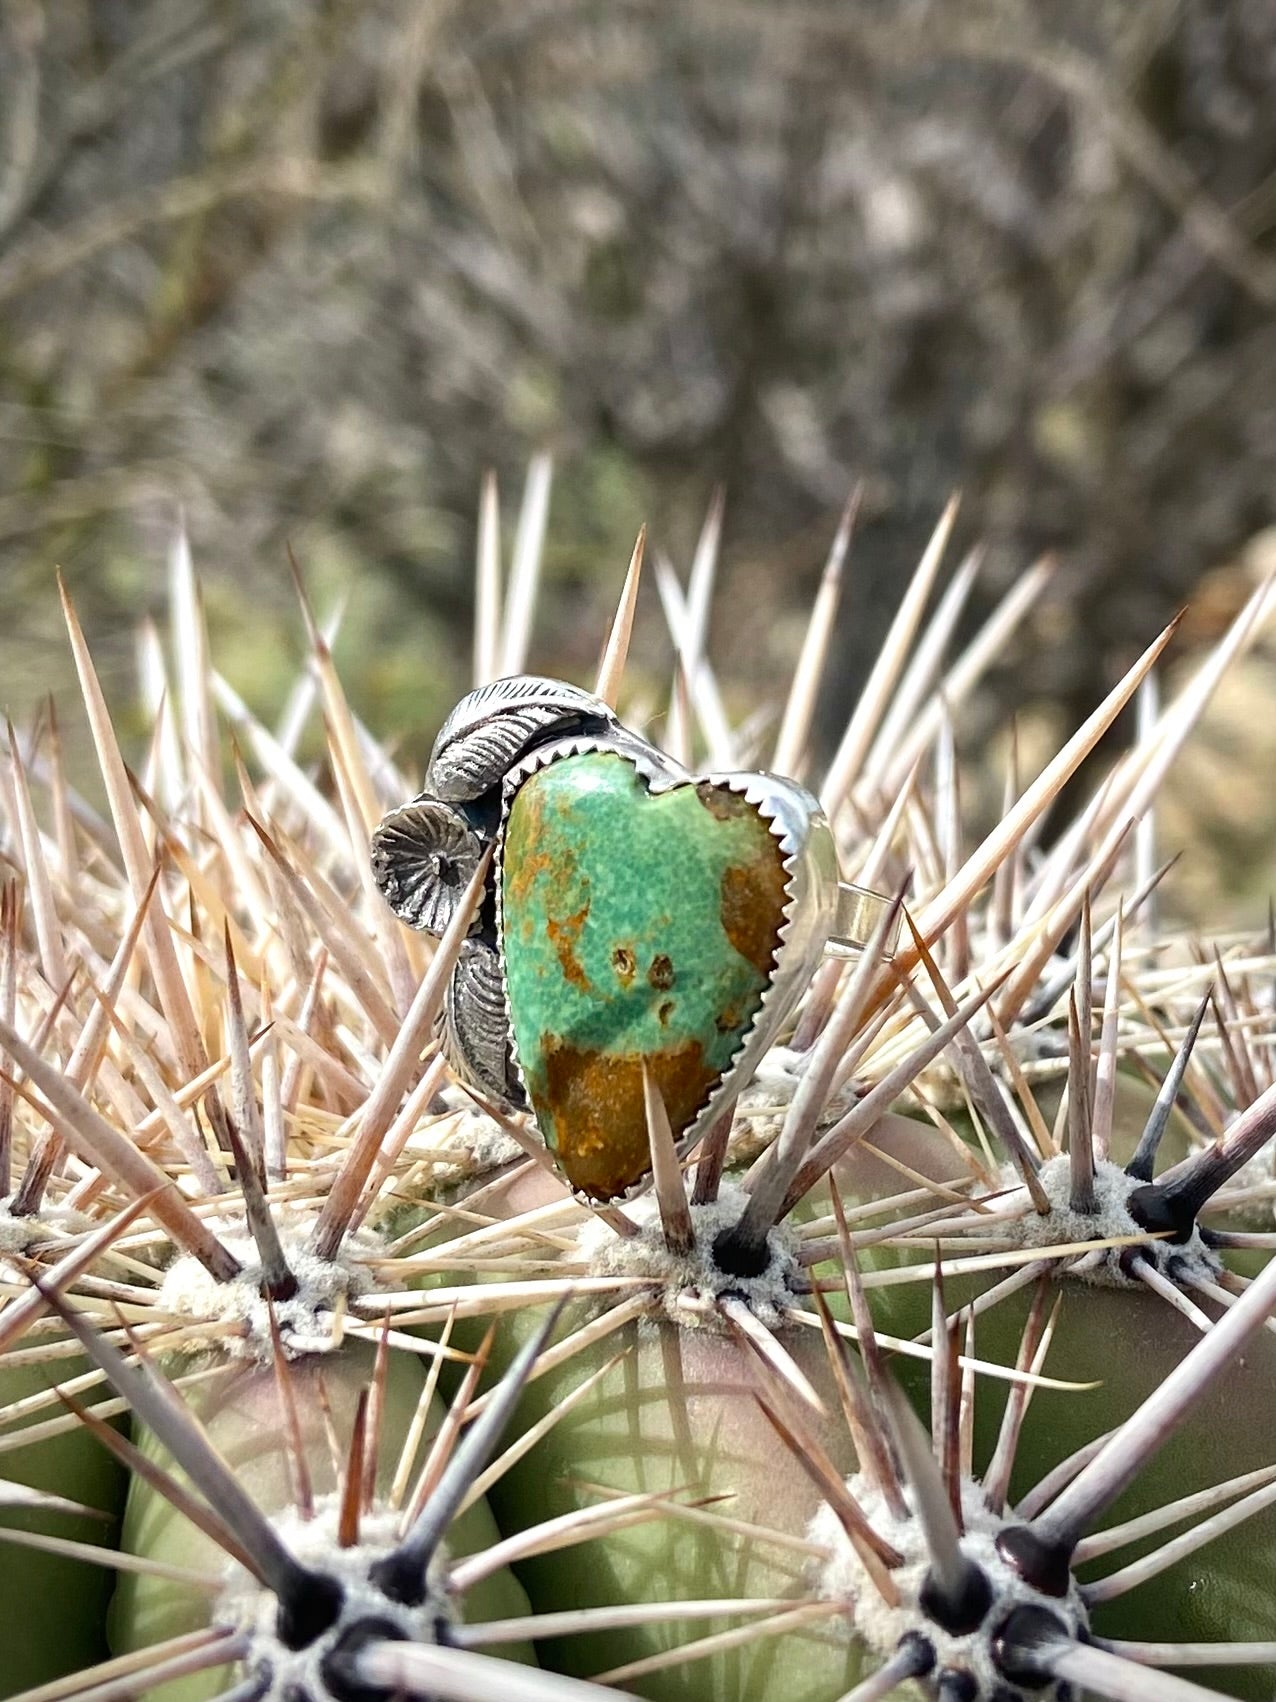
110,1340 -> 533,1702
433,1129 -> 964,1697
447,1091 -> 1276,1701
969,1284 -> 1276,1702
828,1097 -> 1276,1701
479,1298 -> 868,1700
0,1357 -> 127,1693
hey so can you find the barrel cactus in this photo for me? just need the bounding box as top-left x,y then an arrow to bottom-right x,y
0,475 -> 1274,1702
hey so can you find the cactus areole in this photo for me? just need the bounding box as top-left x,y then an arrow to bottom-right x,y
812,1478 -> 1089,1702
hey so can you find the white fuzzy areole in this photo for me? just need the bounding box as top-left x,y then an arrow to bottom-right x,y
158,1207 -> 375,1360
0,1206 -> 45,1257
732,1044 -> 856,1161
0,1198 -> 91,1263
810,1475 -> 1086,1700
1008,1153 -> 1220,1288
577,1181 -> 802,1329
407,1096 -> 524,1184
216,1495 -> 453,1702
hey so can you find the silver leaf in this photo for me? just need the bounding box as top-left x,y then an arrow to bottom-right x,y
427,675 -> 618,803
444,939 -> 520,1105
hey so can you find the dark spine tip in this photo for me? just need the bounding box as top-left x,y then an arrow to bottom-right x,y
939,1674 -> 979,1702
368,1551 -> 428,1609
991,1603 -> 1074,1689
1117,1245 -> 1146,1282
274,1570 -> 346,1651
1123,1147 -> 1155,1184
1125,1181 -> 1196,1244
936,1672 -> 978,1702
896,1630 -> 936,1678
919,1559 -> 993,1636
994,1525 -> 1073,1597
711,1223 -> 772,1280
319,1618 -> 410,1702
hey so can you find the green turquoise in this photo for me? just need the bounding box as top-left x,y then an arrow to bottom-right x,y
500,752 -> 791,1199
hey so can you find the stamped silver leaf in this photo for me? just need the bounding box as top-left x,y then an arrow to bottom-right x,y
427,675 -> 619,803
371,798 -> 485,935
444,939 -> 521,1106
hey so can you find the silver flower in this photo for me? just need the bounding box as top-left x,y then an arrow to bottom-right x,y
370,798 -> 484,935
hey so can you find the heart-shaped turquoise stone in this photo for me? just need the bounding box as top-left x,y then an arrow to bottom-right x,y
500,751 -> 792,1199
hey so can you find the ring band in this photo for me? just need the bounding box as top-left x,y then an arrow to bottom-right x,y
829,881 -> 900,958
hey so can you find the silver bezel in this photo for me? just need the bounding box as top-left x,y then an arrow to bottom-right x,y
492,735 -> 838,1198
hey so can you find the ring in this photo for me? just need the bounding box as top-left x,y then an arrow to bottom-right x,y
372,676 -> 897,1199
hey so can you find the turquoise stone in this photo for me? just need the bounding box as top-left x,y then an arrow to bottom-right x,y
500,751 -> 791,1199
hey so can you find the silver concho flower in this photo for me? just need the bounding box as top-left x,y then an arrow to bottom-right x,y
370,798 -> 484,936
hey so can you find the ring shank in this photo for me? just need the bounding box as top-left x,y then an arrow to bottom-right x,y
827,882 -> 901,958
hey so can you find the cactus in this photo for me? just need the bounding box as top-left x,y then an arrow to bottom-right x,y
0,475 -> 1274,1702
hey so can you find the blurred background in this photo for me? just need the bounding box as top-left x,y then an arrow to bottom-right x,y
1,0 -> 1275,920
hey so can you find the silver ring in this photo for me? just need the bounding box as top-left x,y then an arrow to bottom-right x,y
372,676 -> 896,1198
